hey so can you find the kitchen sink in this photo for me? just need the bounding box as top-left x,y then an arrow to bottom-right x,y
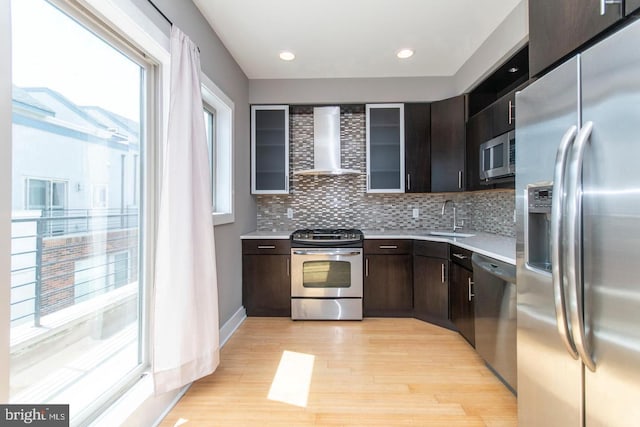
428,231 -> 476,238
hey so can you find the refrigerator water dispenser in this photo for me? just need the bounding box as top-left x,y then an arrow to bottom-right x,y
527,185 -> 553,272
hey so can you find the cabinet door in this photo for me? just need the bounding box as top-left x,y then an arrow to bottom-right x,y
529,0 -> 623,77
431,95 -> 466,192
366,104 -> 405,193
251,105 -> 289,194
466,108 -> 493,191
492,90 -> 516,136
364,254 -> 412,316
413,255 -> 449,325
404,103 -> 431,193
242,254 -> 291,316
627,0 -> 640,15
450,263 -> 475,346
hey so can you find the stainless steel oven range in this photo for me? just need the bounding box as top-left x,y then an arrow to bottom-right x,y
290,229 -> 363,320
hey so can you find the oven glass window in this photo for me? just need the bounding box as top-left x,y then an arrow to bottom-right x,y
302,261 -> 351,288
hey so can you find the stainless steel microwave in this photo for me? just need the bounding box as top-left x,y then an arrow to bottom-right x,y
479,130 -> 515,183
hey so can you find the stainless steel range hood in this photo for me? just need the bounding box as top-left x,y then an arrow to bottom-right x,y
294,106 -> 360,176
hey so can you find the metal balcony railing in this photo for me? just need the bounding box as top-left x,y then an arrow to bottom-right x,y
10,209 -> 139,327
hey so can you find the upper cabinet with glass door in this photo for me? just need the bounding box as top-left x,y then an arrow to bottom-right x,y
366,104 -> 405,193
251,105 -> 289,194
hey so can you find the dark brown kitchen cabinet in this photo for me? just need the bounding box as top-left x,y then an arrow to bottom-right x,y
492,89 -> 516,136
404,103 -> 431,193
363,240 -> 413,317
242,239 -> 291,317
431,94 -> 467,192
466,107 -> 493,191
450,246 -> 475,346
529,0 -> 624,77
413,241 -> 451,328
628,0 -> 640,15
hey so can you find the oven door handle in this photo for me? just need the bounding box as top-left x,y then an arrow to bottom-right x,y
292,250 -> 362,256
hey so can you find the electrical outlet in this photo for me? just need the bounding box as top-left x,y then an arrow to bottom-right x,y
287,208 -> 293,219
412,208 -> 419,219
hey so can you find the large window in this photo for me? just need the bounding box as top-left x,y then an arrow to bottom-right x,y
10,0 -> 153,423
201,75 -> 234,225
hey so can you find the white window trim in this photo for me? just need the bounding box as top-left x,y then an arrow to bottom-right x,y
200,73 -> 235,226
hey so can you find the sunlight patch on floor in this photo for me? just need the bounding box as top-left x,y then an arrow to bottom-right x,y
173,418 -> 189,426
267,350 -> 315,408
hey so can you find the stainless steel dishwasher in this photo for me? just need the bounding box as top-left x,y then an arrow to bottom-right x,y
472,253 -> 517,394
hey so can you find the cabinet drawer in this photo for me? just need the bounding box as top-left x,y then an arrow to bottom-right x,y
364,239 -> 412,254
242,239 -> 291,255
414,240 -> 448,259
450,245 -> 473,270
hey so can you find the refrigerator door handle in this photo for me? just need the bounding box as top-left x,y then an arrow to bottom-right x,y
566,121 -> 597,372
551,125 -> 579,359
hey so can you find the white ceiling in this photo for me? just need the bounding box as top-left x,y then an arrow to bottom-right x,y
193,0 -> 523,80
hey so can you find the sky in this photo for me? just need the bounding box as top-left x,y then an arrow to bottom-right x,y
11,0 -> 142,121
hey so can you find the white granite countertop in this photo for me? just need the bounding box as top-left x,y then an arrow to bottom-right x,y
241,229 -> 515,265
241,230 -> 294,240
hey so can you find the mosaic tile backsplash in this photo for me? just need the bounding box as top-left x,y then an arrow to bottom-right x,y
256,106 -> 516,237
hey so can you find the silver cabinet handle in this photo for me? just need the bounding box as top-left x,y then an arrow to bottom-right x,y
379,245 -> 398,249
407,173 -> 411,191
508,100 -> 513,124
365,258 -> 369,277
551,125 -> 579,360
286,258 -> 290,276
441,263 -> 445,283
601,0 -> 622,15
458,170 -> 462,189
468,278 -> 475,302
452,253 -> 467,260
292,250 -> 361,256
565,121 -> 596,372
257,245 -> 276,249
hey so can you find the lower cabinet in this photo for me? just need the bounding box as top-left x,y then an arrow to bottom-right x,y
413,241 -> 451,328
450,246 -> 475,346
363,240 -> 413,317
242,239 -> 291,317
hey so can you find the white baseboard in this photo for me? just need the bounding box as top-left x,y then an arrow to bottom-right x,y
219,305 -> 246,348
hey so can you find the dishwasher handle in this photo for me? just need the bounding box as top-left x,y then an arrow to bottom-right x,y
471,253 -> 516,284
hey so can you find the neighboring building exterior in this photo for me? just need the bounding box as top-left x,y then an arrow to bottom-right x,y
10,86 -> 140,326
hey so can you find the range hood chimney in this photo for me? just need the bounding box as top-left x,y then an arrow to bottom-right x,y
294,106 -> 360,176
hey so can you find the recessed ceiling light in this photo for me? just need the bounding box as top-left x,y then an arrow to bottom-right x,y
397,49 -> 414,59
279,51 -> 295,61
508,66 -> 519,73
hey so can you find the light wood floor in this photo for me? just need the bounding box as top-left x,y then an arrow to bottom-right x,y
159,317 -> 517,426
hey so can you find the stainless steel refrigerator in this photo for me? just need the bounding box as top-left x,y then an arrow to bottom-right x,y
516,18 -> 640,427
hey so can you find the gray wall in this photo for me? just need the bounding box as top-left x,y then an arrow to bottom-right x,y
250,76 -> 456,104
132,0 -> 253,327
249,0 -> 528,105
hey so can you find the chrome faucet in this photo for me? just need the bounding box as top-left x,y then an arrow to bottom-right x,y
442,199 -> 464,232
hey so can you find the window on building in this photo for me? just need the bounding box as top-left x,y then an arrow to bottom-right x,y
201,74 -> 234,225
92,183 -> 108,208
25,178 -> 67,212
9,0 -> 155,423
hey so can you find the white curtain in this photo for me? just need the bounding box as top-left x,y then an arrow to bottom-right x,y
152,26 -> 219,394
